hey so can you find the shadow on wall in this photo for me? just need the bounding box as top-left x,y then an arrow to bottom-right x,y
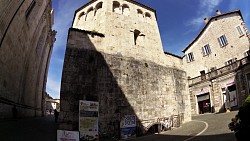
59,28 -> 187,140
59,28 -> 146,139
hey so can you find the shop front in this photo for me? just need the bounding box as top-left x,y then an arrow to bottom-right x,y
197,93 -> 211,114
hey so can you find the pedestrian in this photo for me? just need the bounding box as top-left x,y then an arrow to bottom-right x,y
49,109 -> 52,115
12,105 -> 18,119
54,109 -> 59,123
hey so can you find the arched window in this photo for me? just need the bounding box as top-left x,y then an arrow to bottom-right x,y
145,12 -> 151,19
134,29 -> 141,45
113,1 -> 120,13
95,2 -> 103,16
78,12 -> 85,20
145,12 -> 151,23
137,9 -> 143,18
86,7 -> 94,21
122,4 -> 130,16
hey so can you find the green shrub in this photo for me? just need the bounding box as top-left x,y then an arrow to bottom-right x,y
243,95 -> 250,107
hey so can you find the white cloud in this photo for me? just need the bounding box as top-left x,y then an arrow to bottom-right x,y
46,0 -> 88,99
46,77 -> 61,99
188,0 -> 222,26
52,0 -> 88,51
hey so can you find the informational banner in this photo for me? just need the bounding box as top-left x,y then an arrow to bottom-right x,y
57,130 -> 79,141
120,115 -> 136,139
79,100 -> 99,141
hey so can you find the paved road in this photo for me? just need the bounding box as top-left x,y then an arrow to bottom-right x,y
0,111 -> 238,141
127,111 -> 238,141
0,114 -> 57,141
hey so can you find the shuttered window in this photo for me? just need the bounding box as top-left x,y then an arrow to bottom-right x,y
186,52 -> 194,62
236,26 -> 244,36
202,44 -> 211,56
218,35 -> 228,47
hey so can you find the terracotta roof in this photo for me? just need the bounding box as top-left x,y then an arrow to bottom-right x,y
182,10 -> 243,53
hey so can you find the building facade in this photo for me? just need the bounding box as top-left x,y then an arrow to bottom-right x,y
60,0 -> 191,138
0,0 -> 56,119
183,10 -> 250,114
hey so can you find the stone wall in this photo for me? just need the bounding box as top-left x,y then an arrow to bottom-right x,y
59,29 -> 191,135
183,13 -> 250,78
0,0 -> 55,119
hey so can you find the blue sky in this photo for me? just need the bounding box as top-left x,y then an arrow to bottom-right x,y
47,0 -> 250,99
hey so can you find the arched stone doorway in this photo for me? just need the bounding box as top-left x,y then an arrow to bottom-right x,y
146,124 -> 161,134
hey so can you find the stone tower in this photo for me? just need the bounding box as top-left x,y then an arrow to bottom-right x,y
72,0 -> 167,64
60,0 -> 191,138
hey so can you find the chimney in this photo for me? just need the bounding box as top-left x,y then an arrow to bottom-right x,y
204,18 -> 209,23
216,9 -> 221,15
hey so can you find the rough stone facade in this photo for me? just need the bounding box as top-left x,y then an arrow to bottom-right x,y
60,0 -> 191,137
0,0 -> 55,119
183,10 -> 250,114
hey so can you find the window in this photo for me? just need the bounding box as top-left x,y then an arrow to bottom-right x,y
137,9 -> 143,18
200,70 -> 206,80
122,4 -> 130,16
186,52 -> 194,62
202,44 -> 211,56
78,12 -> 85,20
218,35 -> 228,47
86,7 -> 94,21
134,29 -> 140,45
94,2 -> 103,16
145,12 -> 151,18
113,1 -> 120,13
225,58 -> 237,66
236,26 -> 244,36
145,12 -> 151,22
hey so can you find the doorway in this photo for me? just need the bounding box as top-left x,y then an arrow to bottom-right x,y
197,93 -> 211,114
146,124 -> 160,135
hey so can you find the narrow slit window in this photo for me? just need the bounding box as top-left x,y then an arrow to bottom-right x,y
134,29 -> 141,45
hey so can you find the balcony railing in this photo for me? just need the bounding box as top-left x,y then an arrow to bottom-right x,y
188,56 -> 250,86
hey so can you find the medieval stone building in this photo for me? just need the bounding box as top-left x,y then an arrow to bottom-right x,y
0,0 -> 55,119
59,0 -> 191,138
183,10 -> 250,114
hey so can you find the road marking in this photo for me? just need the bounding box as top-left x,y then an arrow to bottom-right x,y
183,120 -> 208,141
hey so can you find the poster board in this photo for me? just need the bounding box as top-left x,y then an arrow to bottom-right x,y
79,100 -> 99,141
120,115 -> 136,139
57,130 -> 79,141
